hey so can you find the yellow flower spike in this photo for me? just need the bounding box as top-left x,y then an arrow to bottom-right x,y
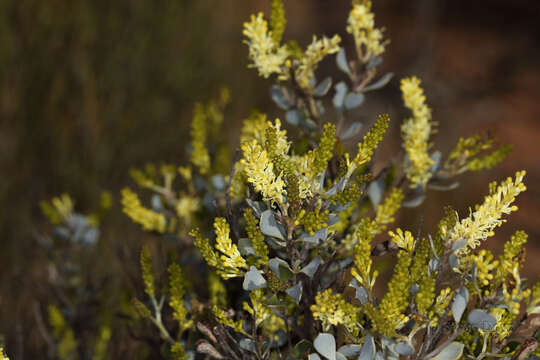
168,263 -> 192,333
121,188 -> 166,233
346,1 -> 387,59
243,13 -> 288,79
244,209 -> 269,265
140,246 -> 156,297
190,103 -> 211,174
295,35 -> 341,89
243,290 -> 285,333
214,217 -> 248,274
176,196 -> 200,224
240,139 -> 286,203
311,289 -> 359,334
448,171 -> 526,251
388,228 -> 415,252
400,76 -> 434,188
353,114 -> 390,168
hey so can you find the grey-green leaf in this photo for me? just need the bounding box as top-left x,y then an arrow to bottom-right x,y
243,266 -> 267,291
433,342 -> 464,360
363,73 -> 393,92
368,178 -> 384,207
452,287 -> 469,324
314,333 -> 336,360
270,86 -> 291,110
359,334 -> 375,360
260,210 -> 285,240
314,77 -> 332,97
467,310 -> 497,330
394,343 -> 414,356
340,121 -> 362,141
333,82 -> 348,109
309,354 -> 322,360
268,258 -> 293,282
300,256 -> 322,278
286,109 -> 303,126
344,93 -> 365,110
337,344 -> 362,357
336,48 -> 351,75
285,282 -> 302,304
238,238 -> 256,256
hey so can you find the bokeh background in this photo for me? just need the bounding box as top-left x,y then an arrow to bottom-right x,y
1,0 -> 539,358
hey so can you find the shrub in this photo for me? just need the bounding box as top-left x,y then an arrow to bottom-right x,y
35,1 -> 539,359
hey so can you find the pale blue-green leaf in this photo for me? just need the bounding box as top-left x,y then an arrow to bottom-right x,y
336,48 -> 351,75
344,93 -> 365,110
333,82 -> 348,109
286,282 -> 302,304
394,343 -> 414,356
268,258 -> 293,282
428,181 -> 460,192
338,344 -> 362,357
402,190 -> 425,208
428,258 -> 439,275
449,254 -> 459,270
301,256 -> 322,278
336,352 -> 347,360
211,174 -> 226,190
243,266 -> 267,291
358,334 -> 375,360
299,228 -> 327,244
452,287 -> 469,324
246,199 -> 265,218
314,333 -> 336,360
366,56 -> 382,70
368,179 -> 384,207
350,279 -> 368,304
433,342 -> 464,360
340,121 -> 362,141
239,338 -> 256,353
270,86 -> 291,110
238,238 -> 256,256
309,354 -> 322,360
260,210 -> 285,240
328,214 -> 339,226
363,73 -> 393,92
81,227 -> 99,246
467,310 -> 497,330
314,77 -> 332,97
286,109 -> 303,126
410,283 -> 420,296
451,238 -> 468,252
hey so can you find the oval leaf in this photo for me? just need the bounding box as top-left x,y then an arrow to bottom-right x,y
359,334 -> 375,360
260,210 -> 285,240
394,343 -> 414,356
270,86 -> 291,110
314,77 -> 332,97
340,121 -> 362,141
363,73 -> 393,92
452,287 -> 469,324
333,82 -> 348,109
285,282 -> 302,304
268,258 -> 293,282
243,266 -> 267,291
336,48 -> 351,75
337,344 -> 362,357
300,256 -> 322,278
344,93 -> 365,110
286,109 -> 303,126
314,333 -> 336,360
309,354 -> 322,360
433,342 -> 464,360
468,310 -> 497,330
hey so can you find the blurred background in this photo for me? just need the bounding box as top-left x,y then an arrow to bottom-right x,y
0,0 -> 539,358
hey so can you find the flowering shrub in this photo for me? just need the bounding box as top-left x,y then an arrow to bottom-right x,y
34,1 -> 539,359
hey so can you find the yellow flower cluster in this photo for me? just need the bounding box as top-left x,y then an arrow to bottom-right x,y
400,77 -> 434,188
350,218 -> 379,290
501,264 -> 530,316
190,103 -> 211,174
212,305 -> 244,334
243,290 -> 285,333
445,135 -> 511,175
0,349 -> 8,360
498,230 -> 527,283
491,307 -> 513,340
353,114 -> 390,168
191,218 -> 248,280
168,263 -> 193,334
375,188 -> 403,225
243,13 -> 288,79
48,305 -> 78,360
296,35 -> 341,89
448,171 -> 526,250
208,272 -> 227,307
140,246 -> 155,297
270,0 -> 286,45
430,287 -> 453,326
311,289 -> 358,334
175,195 -> 200,224
468,249 -> 499,289
121,188 -> 166,233
241,139 -> 286,203
214,217 -> 248,274
244,208 -> 269,265
296,207 -> 329,236
388,228 -> 415,252
302,122 -> 336,179
40,193 -> 74,224
346,1 -> 386,60
468,144 -> 512,172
